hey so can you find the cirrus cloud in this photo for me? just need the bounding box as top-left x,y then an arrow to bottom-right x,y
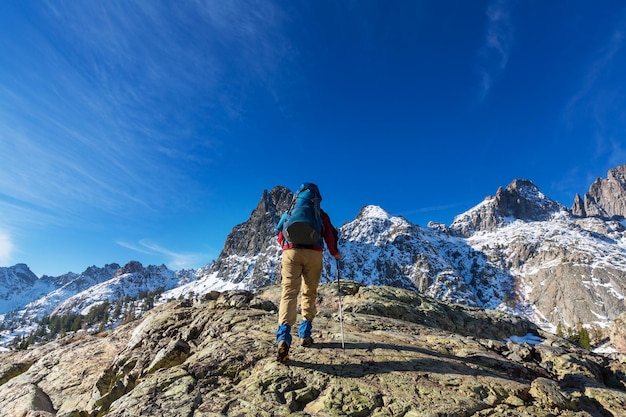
0,230 -> 14,265
476,0 -> 515,100
117,239 -> 213,270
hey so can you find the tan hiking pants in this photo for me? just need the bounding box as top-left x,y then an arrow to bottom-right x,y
278,248 -> 323,327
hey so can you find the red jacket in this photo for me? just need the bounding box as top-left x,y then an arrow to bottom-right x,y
277,210 -> 340,256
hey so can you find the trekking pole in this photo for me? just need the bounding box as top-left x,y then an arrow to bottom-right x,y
336,258 -> 345,351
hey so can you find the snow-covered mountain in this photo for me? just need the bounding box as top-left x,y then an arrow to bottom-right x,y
336,205 -> 511,308
0,264 -> 57,315
449,179 -> 626,330
3,165 -> 626,348
201,174 -> 626,333
52,261 -> 183,315
465,212 -> 626,329
0,261 -> 237,347
20,264 -> 120,319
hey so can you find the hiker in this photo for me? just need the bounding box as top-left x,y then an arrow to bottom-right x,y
275,183 -> 341,362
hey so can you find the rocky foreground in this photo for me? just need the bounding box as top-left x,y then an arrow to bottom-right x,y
1,282 -> 625,417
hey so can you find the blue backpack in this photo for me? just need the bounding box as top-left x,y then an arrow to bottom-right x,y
278,183 -> 323,246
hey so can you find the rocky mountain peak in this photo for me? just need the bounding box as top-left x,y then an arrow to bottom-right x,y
115,261 -> 144,276
204,186 -> 294,288
356,205 -> 393,220
493,179 -> 564,220
450,179 -> 564,237
266,185 -> 293,210
345,205 -> 415,248
85,263 -> 120,275
571,164 -> 626,218
0,264 -> 45,315
0,263 -> 37,283
221,186 -> 293,257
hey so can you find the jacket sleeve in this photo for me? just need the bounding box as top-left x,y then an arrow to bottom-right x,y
321,210 -> 340,256
276,213 -> 287,247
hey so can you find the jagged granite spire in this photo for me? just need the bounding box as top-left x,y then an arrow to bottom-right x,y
206,186 -> 293,288
572,164 -> 626,219
571,193 -> 586,217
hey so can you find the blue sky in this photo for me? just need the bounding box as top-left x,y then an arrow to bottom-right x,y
1,1 -> 626,277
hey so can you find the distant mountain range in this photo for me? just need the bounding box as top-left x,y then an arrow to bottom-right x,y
3,165 -> 626,348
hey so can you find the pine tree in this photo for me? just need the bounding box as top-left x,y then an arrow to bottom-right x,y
112,297 -> 123,319
578,326 -> 591,350
556,322 -> 564,338
123,301 -> 137,324
71,315 -> 83,333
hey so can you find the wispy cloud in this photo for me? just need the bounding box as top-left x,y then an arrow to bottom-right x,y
117,239 -> 212,270
399,201 -> 474,217
476,0 -> 515,100
565,29 -> 625,124
603,134 -> 626,169
116,240 -> 154,256
562,12 -> 626,177
0,1 -> 291,229
0,230 -> 14,265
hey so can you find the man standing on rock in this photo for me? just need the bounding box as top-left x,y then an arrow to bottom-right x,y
275,183 -> 341,362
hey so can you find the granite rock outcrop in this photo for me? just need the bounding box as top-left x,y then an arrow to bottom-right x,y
205,186 -> 293,289
1,283 -> 625,416
571,164 -> 626,218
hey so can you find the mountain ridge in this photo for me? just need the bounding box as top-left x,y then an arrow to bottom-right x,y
3,165 -> 626,351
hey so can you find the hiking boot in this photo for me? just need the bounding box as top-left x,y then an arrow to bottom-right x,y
298,320 -> 313,347
276,340 -> 290,363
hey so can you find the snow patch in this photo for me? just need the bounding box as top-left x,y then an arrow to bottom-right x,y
359,205 -> 392,220
161,271 -> 245,301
